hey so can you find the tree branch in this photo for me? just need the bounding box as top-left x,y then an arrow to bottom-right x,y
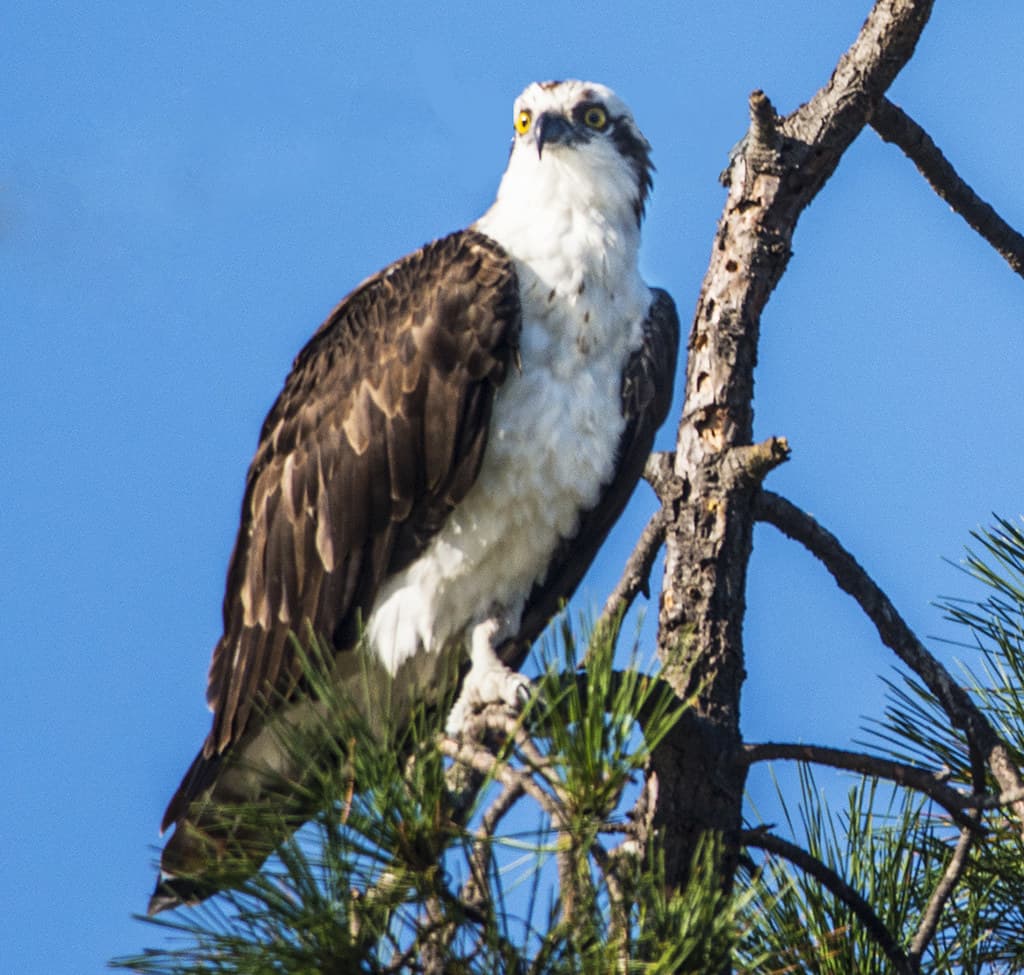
742,828 -> 914,974
909,824 -> 976,965
655,0 -> 937,899
596,509 -> 666,636
741,741 -> 983,832
871,98 -> 1024,278
755,490 -> 1024,829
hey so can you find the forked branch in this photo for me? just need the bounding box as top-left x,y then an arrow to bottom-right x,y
755,489 -> 1024,828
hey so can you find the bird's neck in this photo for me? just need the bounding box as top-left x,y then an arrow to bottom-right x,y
473,161 -> 648,363
475,151 -> 642,269
475,156 -> 645,335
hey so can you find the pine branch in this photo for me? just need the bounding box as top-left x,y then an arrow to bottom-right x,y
755,489 -> 1024,829
742,827 -> 914,974
871,97 -> 1024,278
741,741 -> 983,832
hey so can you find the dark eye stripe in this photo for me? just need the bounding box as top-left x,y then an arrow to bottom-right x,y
608,118 -> 653,223
572,101 -> 609,129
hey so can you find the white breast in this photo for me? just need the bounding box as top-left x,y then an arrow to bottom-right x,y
366,274 -> 649,676
366,132 -> 651,676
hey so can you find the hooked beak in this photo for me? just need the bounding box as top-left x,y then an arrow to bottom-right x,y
535,112 -> 574,158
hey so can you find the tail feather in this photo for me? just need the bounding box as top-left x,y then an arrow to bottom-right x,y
148,873 -> 214,915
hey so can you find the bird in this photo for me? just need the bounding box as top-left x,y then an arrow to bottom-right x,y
150,79 -> 679,914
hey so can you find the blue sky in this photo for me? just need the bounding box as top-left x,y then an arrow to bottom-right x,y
3,2 -> 1023,971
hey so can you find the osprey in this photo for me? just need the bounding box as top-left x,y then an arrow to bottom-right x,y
151,79 -> 679,912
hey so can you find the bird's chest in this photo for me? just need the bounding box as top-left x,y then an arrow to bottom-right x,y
364,290 -> 639,674
430,295 -> 631,594
462,310 -> 628,551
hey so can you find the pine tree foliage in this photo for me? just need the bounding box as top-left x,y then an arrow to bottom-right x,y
114,622 -> 754,974
115,519 -> 1024,972
739,518 -> 1024,973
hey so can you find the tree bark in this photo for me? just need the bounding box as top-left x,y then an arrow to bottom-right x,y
652,0 -> 936,901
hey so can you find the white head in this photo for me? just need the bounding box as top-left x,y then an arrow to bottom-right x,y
483,81 -> 654,237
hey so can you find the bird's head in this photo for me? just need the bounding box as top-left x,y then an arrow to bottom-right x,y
495,80 -> 654,228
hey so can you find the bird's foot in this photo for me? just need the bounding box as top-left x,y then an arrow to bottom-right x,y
445,662 -> 533,735
445,616 -> 532,735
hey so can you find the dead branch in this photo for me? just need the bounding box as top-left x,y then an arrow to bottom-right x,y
743,827 -> 914,974
654,0 -> 938,894
595,509 -> 666,637
871,98 -> 1024,278
754,489 -> 1024,829
741,741 -> 982,832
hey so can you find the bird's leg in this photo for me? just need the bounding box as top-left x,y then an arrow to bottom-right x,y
445,615 -> 532,735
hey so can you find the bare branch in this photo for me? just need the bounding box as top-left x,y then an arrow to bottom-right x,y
462,780 -> 526,912
743,828 -> 914,974
909,825 -> 977,964
741,741 -> 983,832
871,98 -> 1024,278
787,1 -> 936,170
755,490 -> 1024,829
596,509 -> 666,634
655,0 -> 937,892
908,721 -> 987,962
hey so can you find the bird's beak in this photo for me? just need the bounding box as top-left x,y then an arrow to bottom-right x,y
535,112 -> 574,158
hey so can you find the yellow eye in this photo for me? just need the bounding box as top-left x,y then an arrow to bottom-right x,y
514,109 -> 532,134
582,105 -> 608,130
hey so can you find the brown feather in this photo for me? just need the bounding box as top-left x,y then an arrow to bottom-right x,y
164,230 -> 520,831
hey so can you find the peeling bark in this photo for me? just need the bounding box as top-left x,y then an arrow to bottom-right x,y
652,0 -> 937,898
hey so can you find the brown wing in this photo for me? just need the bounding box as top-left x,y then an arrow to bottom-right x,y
503,287 -> 679,662
162,230 -> 519,829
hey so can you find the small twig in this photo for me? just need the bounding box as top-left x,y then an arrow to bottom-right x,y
871,98 -> 1024,278
909,824 -> 976,964
741,741 -> 982,833
743,828 -> 914,974
589,839 -> 632,972
755,490 -> 1024,830
643,451 -> 677,501
908,724 -> 987,963
463,780 -> 525,910
596,509 -> 667,634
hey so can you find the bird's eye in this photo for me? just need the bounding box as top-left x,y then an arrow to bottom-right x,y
582,105 -> 609,130
514,109 -> 532,135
